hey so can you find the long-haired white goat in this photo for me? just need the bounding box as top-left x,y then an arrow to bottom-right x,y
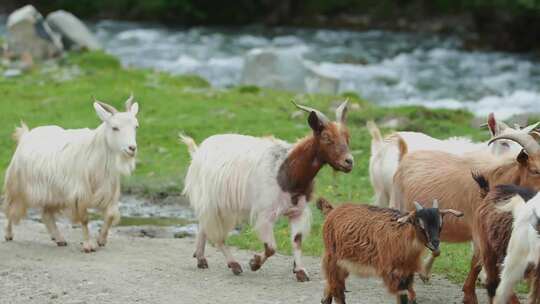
3,96 -> 139,253
367,113 -> 531,207
181,100 -> 353,282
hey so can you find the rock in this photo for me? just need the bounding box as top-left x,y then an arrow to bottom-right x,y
6,5 -> 63,60
3,69 -> 22,78
173,224 -> 197,238
46,10 -> 101,51
240,47 -> 339,94
304,62 -> 339,94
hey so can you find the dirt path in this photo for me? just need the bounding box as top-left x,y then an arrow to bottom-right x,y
0,219 -> 487,304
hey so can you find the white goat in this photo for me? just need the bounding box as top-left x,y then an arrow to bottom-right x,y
494,191 -> 540,304
3,96 -> 139,253
181,100 -> 353,282
367,113 -> 528,207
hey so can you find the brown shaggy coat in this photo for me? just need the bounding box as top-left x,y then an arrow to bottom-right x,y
320,201 -> 426,303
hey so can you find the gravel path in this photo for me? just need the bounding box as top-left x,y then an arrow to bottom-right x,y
0,219 -> 488,304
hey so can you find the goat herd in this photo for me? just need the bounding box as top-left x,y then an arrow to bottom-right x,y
2,95 -> 540,304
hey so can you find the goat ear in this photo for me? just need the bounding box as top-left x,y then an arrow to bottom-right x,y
94,101 -> 115,122
440,209 -> 464,218
308,111 -> 326,133
487,113 -> 497,136
517,149 -> 529,166
335,99 -> 348,124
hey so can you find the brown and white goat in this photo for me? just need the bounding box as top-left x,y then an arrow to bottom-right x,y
181,100 -> 353,281
392,131 -> 540,287
317,197 -> 462,304
463,174 -> 537,304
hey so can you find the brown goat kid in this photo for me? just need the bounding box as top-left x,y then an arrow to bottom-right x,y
392,131 -> 540,285
317,198 -> 462,304
463,174 -> 537,304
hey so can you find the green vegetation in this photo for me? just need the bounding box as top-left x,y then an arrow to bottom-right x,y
0,51 -> 508,286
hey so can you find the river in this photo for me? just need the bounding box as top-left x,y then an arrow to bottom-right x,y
2,18 -> 540,117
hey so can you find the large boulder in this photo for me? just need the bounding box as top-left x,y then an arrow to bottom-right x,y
46,10 -> 101,51
240,47 -> 339,94
6,5 -> 63,59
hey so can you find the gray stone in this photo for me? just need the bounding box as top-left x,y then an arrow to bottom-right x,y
46,10 -> 101,51
3,68 -> 22,78
6,5 -> 63,59
240,47 -> 339,94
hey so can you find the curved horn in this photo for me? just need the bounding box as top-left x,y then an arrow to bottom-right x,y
291,100 -> 329,123
432,199 -> 439,209
397,212 -> 414,224
414,201 -> 424,212
489,133 -> 540,155
440,209 -> 464,218
93,97 -> 118,114
335,98 -> 349,124
521,122 -> 540,134
125,93 -> 135,111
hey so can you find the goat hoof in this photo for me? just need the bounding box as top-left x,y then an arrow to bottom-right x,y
228,262 -> 243,275
82,242 -> 96,253
462,295 -> 478,304
295,269 -> 310,282
56,241 -> 67,247
249,255 -> 263,271
419,274 -> 430,284
321,296 -> 332,304
399,294 -> 408,304
97,240 -> 106,247
197,258 -> 208,269
5,236 -> 13,242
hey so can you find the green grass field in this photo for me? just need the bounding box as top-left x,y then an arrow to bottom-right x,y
0,51 -> 502,286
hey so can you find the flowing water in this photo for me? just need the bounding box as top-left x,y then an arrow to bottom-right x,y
1,18 -> 539,117
91,20 -> 540,119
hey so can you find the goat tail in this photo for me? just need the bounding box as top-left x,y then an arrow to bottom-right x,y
179,133 -> 198,157
366,120 -> 383,146
472,172 -> 490,199
316,197 -> 334,217
396,134 -> 408,161
12,121 -> 29,144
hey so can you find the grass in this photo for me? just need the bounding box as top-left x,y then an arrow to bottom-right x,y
0,51 -> 507,287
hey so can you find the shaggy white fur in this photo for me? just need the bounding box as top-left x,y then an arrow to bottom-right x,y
494,194 -> 540,304
3,96 -> 139,253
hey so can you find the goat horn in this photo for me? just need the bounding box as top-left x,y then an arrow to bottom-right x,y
489,133 -> 540,155
521,122 -> 540,134
125,92 -> 135,111
414,201 -> 423,211
432,199 -> 439,209
440,209 -> 464,218
290,100 -> 329,123
335,98 -> 349,124
397,212 -> 414,224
